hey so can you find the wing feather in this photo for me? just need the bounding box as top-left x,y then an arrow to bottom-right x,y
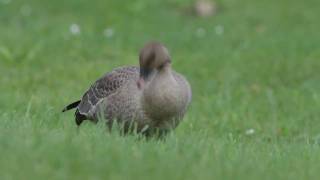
77,66 -> 139,117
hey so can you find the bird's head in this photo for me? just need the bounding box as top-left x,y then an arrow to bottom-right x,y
137,42 -> 171,88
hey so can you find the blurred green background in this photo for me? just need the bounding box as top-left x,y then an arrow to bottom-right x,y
1,0 -> 320,179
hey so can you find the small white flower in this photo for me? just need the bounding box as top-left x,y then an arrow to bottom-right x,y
215,25 -> 224,35
196,27 -> 206,38
70,24 -> 81,35
245,128 -> 255,135
103,28 -> 114,38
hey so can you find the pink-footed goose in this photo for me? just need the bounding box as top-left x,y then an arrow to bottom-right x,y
62,42 -> 192,136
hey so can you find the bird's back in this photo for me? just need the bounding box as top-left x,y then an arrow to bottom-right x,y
76,66 -> 140,124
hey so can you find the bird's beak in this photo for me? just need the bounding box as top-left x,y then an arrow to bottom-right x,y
137,68 -> 151,89
140,68 -> 151,80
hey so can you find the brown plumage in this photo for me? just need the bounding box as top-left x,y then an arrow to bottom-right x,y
63,42 -> 192,136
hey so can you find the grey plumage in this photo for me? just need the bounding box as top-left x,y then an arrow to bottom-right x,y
63,42 -> 192,136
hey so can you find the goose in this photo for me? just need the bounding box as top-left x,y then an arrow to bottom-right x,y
62,42 -> 192,136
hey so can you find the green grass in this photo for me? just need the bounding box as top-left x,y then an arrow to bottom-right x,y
1,0 -> 320,179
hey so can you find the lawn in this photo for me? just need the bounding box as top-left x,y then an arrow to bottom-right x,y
1,0 -> 320,179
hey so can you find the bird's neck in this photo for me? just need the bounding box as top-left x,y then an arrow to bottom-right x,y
142,67 -> 181,120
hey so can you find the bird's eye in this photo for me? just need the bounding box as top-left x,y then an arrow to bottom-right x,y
159,58 -> 171,69
158,64 -> 165,69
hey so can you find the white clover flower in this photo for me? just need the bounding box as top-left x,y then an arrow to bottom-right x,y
215,25 -> 224,35
103,28 -> 114,38
245,128 -> 255,135
70,24 -> 81,35
196,27 -> 206,38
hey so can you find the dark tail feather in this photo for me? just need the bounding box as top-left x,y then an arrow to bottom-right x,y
62,100 -> 81,112
75,109 -> 87,125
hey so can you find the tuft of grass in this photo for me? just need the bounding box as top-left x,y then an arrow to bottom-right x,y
1,0 -> 320,179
